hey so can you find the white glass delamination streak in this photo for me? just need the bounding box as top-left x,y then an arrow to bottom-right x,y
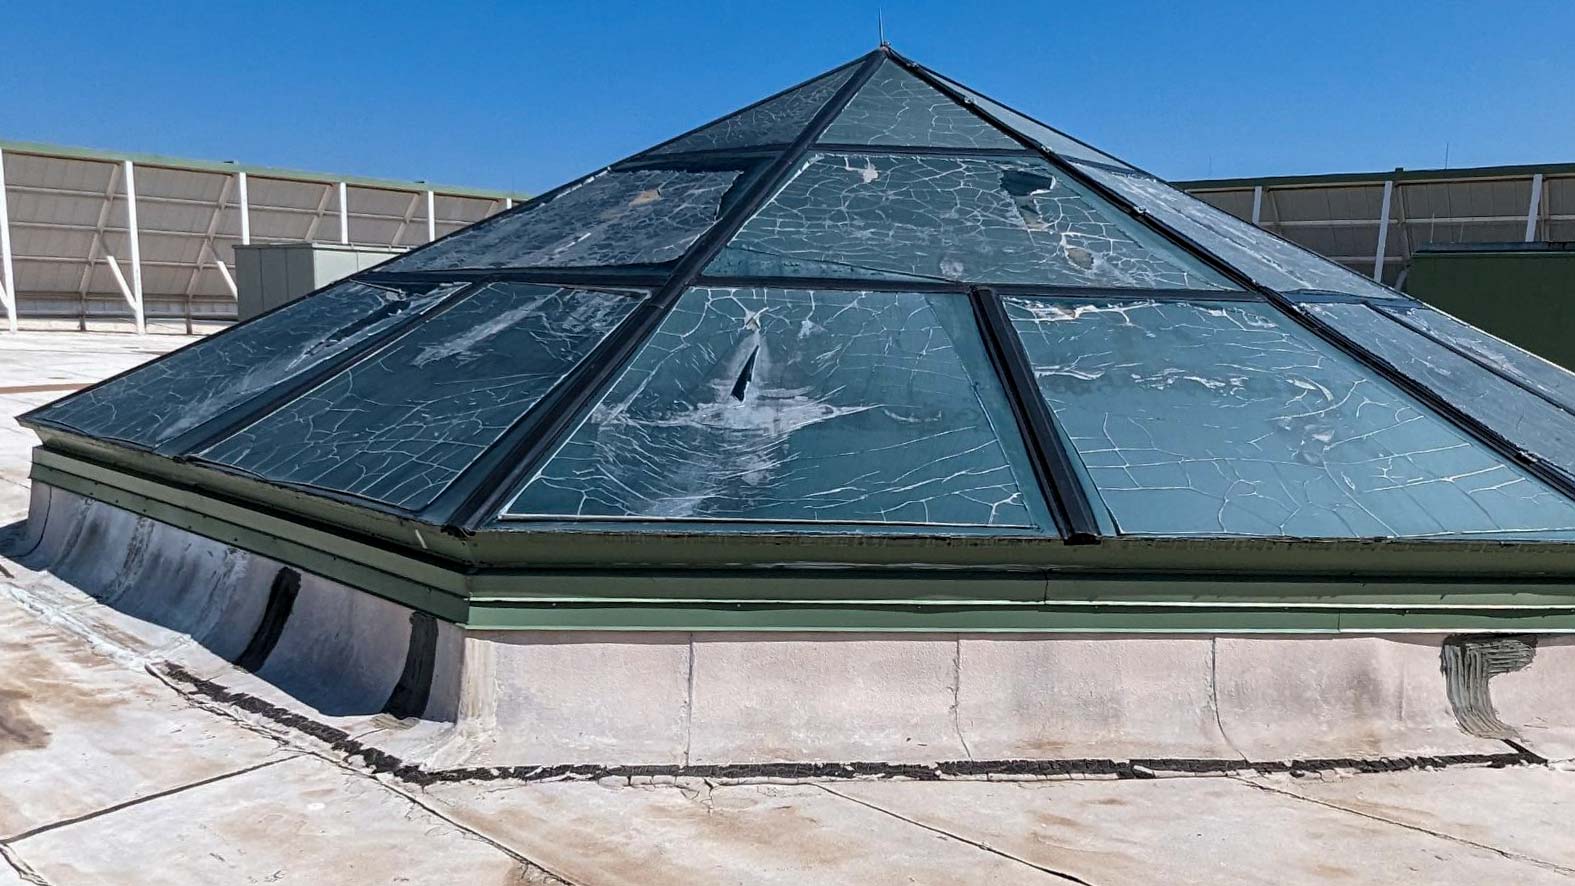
1005,297 -> 1575,539
710,153 -> 1235,290
202,284 -> 640,511
33,280 -> 460,448
1379,304 -> 1575,412
507,287 -> 1036,526
1074,163 -> 1404,300
819,59 -> 1020,149
383,168 -> 743,271
650,65 -> 858,155
1305,302 -> 1575,484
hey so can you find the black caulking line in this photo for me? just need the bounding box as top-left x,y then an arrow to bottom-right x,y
730,347 -> 760,401
157,661 -> 1540,788
383,612 -> 439,719
234,567 -> 301,673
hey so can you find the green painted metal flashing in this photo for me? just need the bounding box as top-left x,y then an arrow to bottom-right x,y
0,137 -> 531,202
29,445 -> 1575,633
1175,161 -> 1575,192
1405,248 -> 1575,372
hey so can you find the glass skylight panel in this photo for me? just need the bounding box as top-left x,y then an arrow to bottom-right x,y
1303,302 -> 1575,482
1377,304 -> 1575,412
819,59 -> 1021,149
32,280 -> 460,449
926,71 -> 1133,169
383,166 -> 748,271
1074,163 -> 1404,300
201,284 -> 641,511
1004,296 -> 1575,539
649,65 -> 858,155
506,286 -> 1039,527
709,153 -> 1235,290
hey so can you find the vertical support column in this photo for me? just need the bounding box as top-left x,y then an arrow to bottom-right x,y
337,181 -> 349,245
123,160 -> 146,334
1525,173 -> 1545,242
1250,185 -> 1264,227
237,171 -> 251,245
1373,179 -> 1394,282
0,147 -> 16,333
425,189 -> 436,242
505,197 -> 514,210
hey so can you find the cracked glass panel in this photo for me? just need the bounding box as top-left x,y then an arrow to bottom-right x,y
506,287 -> 1039,526
33,280 -> 458,449
1005,297 -> 1575,539
819,59 -> 1020,149
709,153 -> 1235,290
383,166 -> 747,271
649,64 -> 857,155
201,284 -> 641,511
1377,304 -> 1575,412
1304,302 -> 1575,483
926,70 -> 1133,169
1074,163 -> 1403,300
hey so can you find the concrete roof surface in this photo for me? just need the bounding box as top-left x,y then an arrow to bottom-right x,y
4,333 -> 1575,885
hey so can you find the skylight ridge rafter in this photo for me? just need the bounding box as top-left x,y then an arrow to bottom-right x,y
881,48 -> 1575,514
436,50 -> 890,536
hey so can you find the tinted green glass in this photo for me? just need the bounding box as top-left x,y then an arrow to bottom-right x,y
33,280 -> 458,448
1378,303 -> 1575,411
819,59 -> 1020,149
1074,163 -> 1402,300
202,284 -> 641,511
649,65 -> 858,155
710,153 -> 1235,289
1305,301 -> 1575,484
506,287 -> 1040,527
1006,296 -> 1575,539
384,166 -> 747,271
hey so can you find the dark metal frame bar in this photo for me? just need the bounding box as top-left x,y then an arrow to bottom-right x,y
969,286 -> 1101,542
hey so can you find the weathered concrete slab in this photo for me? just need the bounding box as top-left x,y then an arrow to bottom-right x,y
829,775 -> 1575,885
1214,635 -> 1501,759
427,778 -> 1051,885
12,756 -> 553,885
688,633 -> 967,764
1255,766 -> 1575,869
447,631 -> 692,766
0,597 -> 285,837
957,634 -> 1238,760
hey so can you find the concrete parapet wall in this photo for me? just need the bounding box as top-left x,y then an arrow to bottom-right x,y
8,483 -> 1572,766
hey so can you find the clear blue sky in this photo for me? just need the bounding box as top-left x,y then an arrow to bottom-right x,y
3,0 -> 1572,194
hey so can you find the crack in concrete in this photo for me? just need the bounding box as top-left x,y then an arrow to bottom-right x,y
374,779 -> 578,886
952,634 -> 974,761
1234,776 -> 1575,878
814,782 -> 1095,884
0,841 -> 52,886
1209,637 -> 1249,762
2,756 -> 295,844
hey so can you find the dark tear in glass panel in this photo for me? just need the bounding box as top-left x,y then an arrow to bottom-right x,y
819,59 -> 1020,149
710,153 -> 1235,290
507,287 -> 1037,527
383,166 -> 747,271
1074,163 -> 1402,300
201,284 -> 641,511
34,280 -> 457,448
1005,297 -> 1575,539
649,65 -> 858,155
925,71 -> 1132,169
1378,304 -> 1575,412
1305,302 -> 1575,484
